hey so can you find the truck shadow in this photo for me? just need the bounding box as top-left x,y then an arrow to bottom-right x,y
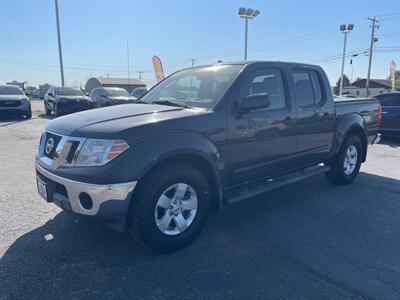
1,172 -> 399,298
379,136 -> 400,148
0,116 -> 31,127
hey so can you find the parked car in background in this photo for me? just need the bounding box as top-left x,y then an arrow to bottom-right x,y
90,87 -> 136,108
130,87 -> 148,100
36,62 -> 380,253
374,92 -> 400,137
0,85 -> 31,118
44,86 -> 92,117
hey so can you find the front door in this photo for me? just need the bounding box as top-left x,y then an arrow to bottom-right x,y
226,67 -> 297,186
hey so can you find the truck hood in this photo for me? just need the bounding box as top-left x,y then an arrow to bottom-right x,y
45,103 -> 204,137
0,95 -> 27,101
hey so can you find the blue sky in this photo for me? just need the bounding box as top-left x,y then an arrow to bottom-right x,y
0,0 -> 399,87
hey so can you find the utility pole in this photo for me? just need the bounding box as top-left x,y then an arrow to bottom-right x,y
366,17 -> 379,97
189,58 -> 197,67
137,71 -> 144,80
55,0 -> 65,86
127,38 -> 130,84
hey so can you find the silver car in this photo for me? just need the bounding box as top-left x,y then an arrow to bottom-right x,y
0,85 -> 31,119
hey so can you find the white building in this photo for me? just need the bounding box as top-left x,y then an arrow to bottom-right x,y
342,79 -> 400,97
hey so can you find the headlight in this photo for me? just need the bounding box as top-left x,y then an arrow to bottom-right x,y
75,139 -> 129,166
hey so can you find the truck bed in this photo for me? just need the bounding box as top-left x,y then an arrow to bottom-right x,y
334,97 -> 380,143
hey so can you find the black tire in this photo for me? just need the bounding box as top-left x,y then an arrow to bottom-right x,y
25,110 -> 32,119
54,103 -> 60,117
128,162 -> 210,253
45,102 -> 51,115
326,135 -> 363,185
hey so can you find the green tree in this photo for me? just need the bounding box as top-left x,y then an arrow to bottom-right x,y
334,74 -> 350,95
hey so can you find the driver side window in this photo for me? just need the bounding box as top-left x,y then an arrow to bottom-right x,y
241,69 -> 287,111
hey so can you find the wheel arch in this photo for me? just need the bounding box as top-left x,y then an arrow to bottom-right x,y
332,114 -> 368,162
137,153 -> 223,214
344,125 -> 368,162
129,132 -> 225,213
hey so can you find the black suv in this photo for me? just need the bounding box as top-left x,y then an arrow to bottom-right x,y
44,86 -> 92,117
90,87 -> 135,108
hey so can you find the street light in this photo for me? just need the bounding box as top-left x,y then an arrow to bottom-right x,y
54,0 -> 65,87
339,24 -> 354,96
238,7 -> 260,60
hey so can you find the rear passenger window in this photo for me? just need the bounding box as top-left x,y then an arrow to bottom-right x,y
242,69 -> 286,111
309,71 -> 322,103
378,94 -> 400,107
293,70 -> 324,108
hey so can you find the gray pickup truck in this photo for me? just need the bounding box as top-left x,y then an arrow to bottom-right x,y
36,61 -> 381,253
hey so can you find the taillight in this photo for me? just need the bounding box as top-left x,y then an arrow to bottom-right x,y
377,104 -> 382,127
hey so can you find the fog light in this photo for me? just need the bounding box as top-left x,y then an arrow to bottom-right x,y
79,192 -> 93,210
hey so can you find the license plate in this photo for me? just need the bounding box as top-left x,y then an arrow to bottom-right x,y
37,178 -> 48,200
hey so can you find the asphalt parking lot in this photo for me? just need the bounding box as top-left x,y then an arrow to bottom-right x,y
0,111 -> 399,299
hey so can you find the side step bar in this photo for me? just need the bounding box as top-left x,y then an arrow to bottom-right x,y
224,165 -> 331,205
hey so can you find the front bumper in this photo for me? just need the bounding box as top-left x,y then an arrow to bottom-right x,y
0,101 -> 31,116
58,101 -> 92,113
36,161 -> 137,218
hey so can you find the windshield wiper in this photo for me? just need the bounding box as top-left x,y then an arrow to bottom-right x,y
152,100 -> 192,109
134,99 -> 148,104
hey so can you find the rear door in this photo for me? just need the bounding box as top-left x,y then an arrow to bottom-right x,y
226,66 -> 298,186
291,68 -> 335,165
377,93 -> 400,133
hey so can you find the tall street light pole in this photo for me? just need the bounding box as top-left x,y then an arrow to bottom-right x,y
55,0 -> 65,86
238,7 -> 260,61
339,24 -> 354,96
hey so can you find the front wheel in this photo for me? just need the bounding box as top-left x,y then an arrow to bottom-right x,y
45,101 -> 51,115
54,103 -> 61,117
128,163 -> 210,253
25,110 -> 32,119
326,135 -> 362,185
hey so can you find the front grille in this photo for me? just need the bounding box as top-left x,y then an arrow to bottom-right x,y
44,132 -> 62,159
0,100 -> 22,107
66,141 -> 80,163
39,131 -> 86,168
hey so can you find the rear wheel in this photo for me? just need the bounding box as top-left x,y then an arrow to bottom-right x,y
128,163 -> 210,253
326,135 -> 362,185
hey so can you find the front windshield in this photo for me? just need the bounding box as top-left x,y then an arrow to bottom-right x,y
106,88 -> 129,97
56,87 -> 84,96
141,64 -> 243,109
0,86 -> 24,95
